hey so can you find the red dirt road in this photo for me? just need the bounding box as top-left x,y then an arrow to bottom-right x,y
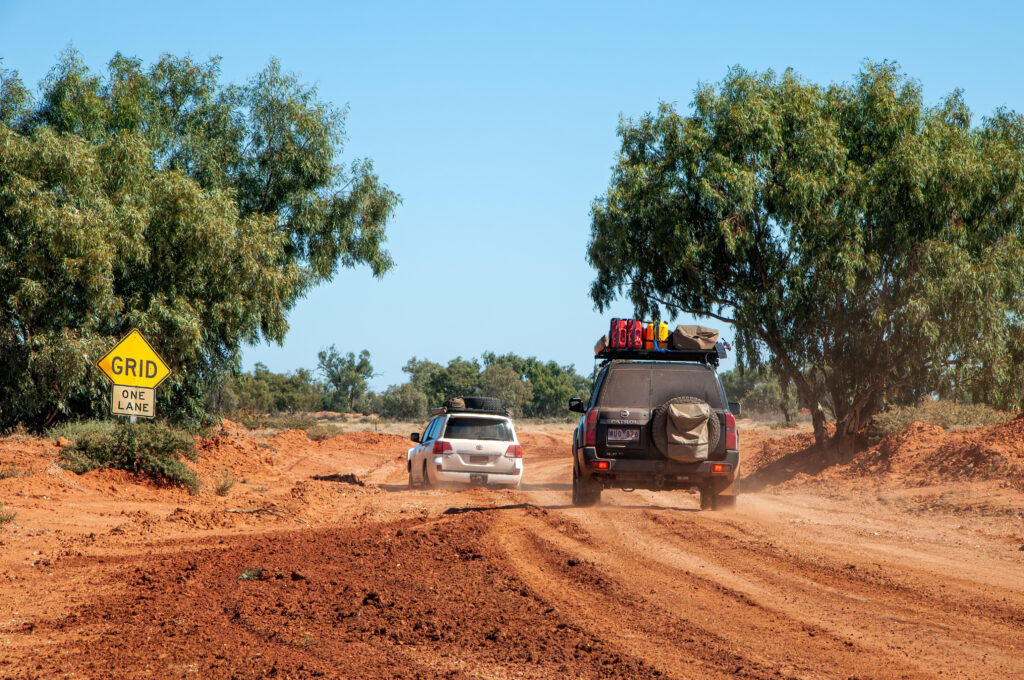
0,423 -> 1022,679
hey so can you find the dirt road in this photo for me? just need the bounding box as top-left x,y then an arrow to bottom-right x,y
1,425 -> 1021,679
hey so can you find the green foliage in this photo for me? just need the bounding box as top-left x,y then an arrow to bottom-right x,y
0,50 -> 398,430
589,61 -> 1024,448
232,411 -> 317,429
744,375 -> 799,422
720,367 -> 798,421
318,347 -> 373,411
402,356 -> 482,407
59,421 -> 199,492
219,363 -> 322,414
0,502 -> 15,527
303,423 -> 340,441
481,353 -> 591,418
477,364 -> 532,416
718,368 -> 760,403
869,399 -> 1009,442
379,383 -> 428,420
239,566 -> 266,581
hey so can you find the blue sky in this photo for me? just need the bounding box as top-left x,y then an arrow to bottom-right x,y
2,1 -> 1022,390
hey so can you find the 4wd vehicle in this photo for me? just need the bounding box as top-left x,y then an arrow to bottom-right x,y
408,397 -> 523,489
568,327 -> 740,510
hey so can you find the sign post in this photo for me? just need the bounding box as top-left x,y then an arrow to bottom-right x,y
96,329 -> 171,420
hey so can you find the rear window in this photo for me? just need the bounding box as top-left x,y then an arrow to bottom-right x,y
443,417 -> 514,441
598,364 -> 724,409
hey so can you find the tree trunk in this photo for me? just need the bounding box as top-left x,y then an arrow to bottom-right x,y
779,366 -> 830,449
830,405 -> 875,458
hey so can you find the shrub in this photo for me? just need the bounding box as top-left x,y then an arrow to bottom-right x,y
379,383 -> 428,420
233,412 -> 319,431
0,503 -> 15,527
239,566 -> 266,581
0,465 -> 25,479
214,470 -> 236,496
303,424 -> 339,441
60,422 -> 199,493
48,420 -> 117,442
869,399 -> 1010,442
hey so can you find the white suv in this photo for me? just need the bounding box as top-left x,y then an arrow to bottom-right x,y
407,409 -> 523,489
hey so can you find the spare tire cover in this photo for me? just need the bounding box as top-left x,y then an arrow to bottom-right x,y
651,395 -> 720,460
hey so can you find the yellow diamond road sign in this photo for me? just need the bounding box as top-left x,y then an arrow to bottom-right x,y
96,329 -> 171,389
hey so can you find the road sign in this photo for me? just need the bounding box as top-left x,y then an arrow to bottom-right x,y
111,385 -> 155,418
96,329 -> 171,389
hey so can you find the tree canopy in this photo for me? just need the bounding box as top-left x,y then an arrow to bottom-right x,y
318,346 -> 374,412
589,62 -> 1024,449
0,50 -> 398,429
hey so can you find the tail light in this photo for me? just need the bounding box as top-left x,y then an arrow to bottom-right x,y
583,408 -> 599,446
712,463 -> 731,474
592,460 -> 609,470
432,440 -> 453,455
505,444 -> 523,458
725,413 -> 737,450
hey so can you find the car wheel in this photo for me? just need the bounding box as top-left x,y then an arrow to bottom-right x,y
421,462 -> 432,489
700,483 -> 737,511
699,484 -> 713,510
572,462 -> 601,507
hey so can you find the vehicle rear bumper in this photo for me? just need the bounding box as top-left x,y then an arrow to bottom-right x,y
429,463 -> 522,487
580,447 -> 739,492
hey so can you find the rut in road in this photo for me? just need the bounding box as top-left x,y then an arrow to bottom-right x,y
492,493 -> 1024,680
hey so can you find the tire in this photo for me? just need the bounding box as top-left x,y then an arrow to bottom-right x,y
712,494 -> 737,510
571,462 -> 601,507
651,396 -> 720,458
421,462 -> 432,489
463,396 -> 502,411
408,462 -> 416,489
699,484 -> 713,510
699,482 -> 737,511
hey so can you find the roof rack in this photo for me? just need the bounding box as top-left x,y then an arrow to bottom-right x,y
430,406 -> 512,417
596,341 -> 727,367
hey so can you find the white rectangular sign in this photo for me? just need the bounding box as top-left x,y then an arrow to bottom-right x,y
111,385 -> 155,418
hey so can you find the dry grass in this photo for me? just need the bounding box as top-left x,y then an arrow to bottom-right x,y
869,400 -> 1011,442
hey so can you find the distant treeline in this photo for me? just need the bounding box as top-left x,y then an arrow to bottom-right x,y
208,347 -> 593,421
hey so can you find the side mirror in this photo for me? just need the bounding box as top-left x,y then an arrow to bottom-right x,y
729,402 -> 742,417
410,432 -> 420,443
567,397 -> 585,414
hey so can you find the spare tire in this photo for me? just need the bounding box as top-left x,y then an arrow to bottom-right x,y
462,396 -> 502,411
651,396 -> 720,457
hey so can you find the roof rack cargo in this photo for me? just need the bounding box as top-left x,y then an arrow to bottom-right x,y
430,406 -> 512,417
431,395 -> 512,417
596,341 -> 727,367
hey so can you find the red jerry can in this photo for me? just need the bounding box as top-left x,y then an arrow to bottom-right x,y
609,318 -> 628,349
626,319 -> 643,349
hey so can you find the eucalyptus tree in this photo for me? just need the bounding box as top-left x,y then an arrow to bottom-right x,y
0,50 -> 398,428
589,62 -> 1024,450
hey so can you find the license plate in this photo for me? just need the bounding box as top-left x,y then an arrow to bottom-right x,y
469,474 -> 488,485
470,455 -> 488,464
607,428 -> 639,442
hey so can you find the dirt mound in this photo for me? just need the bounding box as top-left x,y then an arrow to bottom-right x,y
744,417 -> 1024,490
13,513 -> 656,679
852,417 -> 1024,488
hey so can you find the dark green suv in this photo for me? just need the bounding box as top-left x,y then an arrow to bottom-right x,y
567,347 -> 740,510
